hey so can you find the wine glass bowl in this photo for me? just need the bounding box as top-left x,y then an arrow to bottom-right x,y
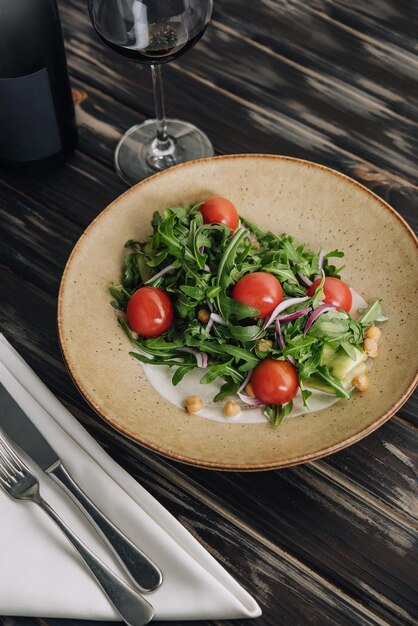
87,0 -> 214,184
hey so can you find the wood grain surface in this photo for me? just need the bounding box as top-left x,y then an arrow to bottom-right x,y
0,0 -> 417,624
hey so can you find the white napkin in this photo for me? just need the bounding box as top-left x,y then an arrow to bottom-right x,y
0,334 -> 261,621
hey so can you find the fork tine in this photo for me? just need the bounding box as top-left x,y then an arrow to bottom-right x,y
0,449 -> 18,483
0,445 -> 18,474
0,431 -> 25,472
0,470 -> 10,487
0,452 -> 14,484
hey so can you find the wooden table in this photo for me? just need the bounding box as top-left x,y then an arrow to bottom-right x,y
1,1 -> 417,624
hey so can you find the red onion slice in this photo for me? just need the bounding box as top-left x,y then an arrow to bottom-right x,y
145,264 -> 176,284
237,370 -> 252,393
296,272 -> 313,287
255,296 -> 309,338
349,288 -> 368,318
238,392 -> 264,406
303,304 -> 336,336
210,312 -> 228,326
237,371 -> 264,405
205,312 -> 227,334
278,306 -> 312,323
275,319 -> 285,350
179,347 -> 208,368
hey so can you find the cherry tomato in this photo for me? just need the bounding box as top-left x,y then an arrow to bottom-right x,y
251,358 -> 299,405
199,197 -> 239,232
232,272 -> 283,318
127,287 -> 174,338
307,277 -> 352,313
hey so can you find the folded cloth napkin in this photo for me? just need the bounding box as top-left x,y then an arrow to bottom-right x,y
0,334 -> 261,621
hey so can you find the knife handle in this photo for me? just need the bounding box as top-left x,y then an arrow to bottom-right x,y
39,497 -> 154,626
49,462 -> 163,592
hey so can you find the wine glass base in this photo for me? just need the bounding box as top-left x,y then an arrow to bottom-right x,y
114,119 -> 214,185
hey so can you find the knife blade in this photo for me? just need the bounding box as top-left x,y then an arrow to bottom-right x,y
0,382 -> 59,470
0,382 -> 163,592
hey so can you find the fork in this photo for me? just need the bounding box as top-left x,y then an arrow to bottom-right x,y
0,433 -> 154,626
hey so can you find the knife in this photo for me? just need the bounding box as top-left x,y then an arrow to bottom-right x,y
0,382 -> 162,592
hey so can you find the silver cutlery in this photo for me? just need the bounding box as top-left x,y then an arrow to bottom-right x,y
0,432 -> 154,626
0,382 -> 162,592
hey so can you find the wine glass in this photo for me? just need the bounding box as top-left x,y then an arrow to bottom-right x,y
87,0 -> 214,184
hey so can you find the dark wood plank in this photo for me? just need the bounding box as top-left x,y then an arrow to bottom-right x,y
321,419 -> 418,522
211,0 -> 418,123
0,264 -> 416,625
71,82 -> 144,168
0,149 -> 126,229
320,0 -> 418,52
0,185 -> 80,295
182,22 -> 418,181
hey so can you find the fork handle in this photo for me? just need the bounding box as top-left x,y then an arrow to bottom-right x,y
49,462 -> 162,592
39,497 -> 154,626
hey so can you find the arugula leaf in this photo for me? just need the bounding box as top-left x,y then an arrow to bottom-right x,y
172,363 -> 196,386
358,300 -> 388,325
264,401 -> 293,426
109,283 -> 131,310
315,366 -> 351,399
200,360 -> 242,384
214,380 -> 241,402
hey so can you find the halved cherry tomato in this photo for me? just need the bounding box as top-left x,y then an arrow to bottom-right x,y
127,286 -> 174,338
199,197 -> 239,232
251,358 -> 299,405
232,272 -> 283,318
307,277 -> 352,313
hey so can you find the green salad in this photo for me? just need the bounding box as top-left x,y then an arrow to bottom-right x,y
110,197 -> 386,425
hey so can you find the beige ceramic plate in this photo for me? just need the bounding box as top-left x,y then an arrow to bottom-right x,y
58,155 -> 418,470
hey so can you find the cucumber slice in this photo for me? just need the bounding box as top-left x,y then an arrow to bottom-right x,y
329,347 -> 367,381
321,343 -> 337,366
305,347 -> 368,395
341,361 -> 367,389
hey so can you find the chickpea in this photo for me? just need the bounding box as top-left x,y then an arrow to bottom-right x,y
257,339 -> 273,353
365,326 -> 381,341
245,382 -> 255,397
223,401 -> 241,417
353,374 -> 369,392
198,308 -> 210,324
364,338 -> 378,358
185,395 -> 203,414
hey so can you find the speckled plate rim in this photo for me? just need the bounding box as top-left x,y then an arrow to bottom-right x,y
58,154 -> 418,471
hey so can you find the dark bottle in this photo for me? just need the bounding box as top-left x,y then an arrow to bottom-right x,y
0,0 -> 77,172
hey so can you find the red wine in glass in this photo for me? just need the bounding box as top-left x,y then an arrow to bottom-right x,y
88,0 -> 213,184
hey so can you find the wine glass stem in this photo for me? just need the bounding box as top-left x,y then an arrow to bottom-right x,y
151,64 -> 169,147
